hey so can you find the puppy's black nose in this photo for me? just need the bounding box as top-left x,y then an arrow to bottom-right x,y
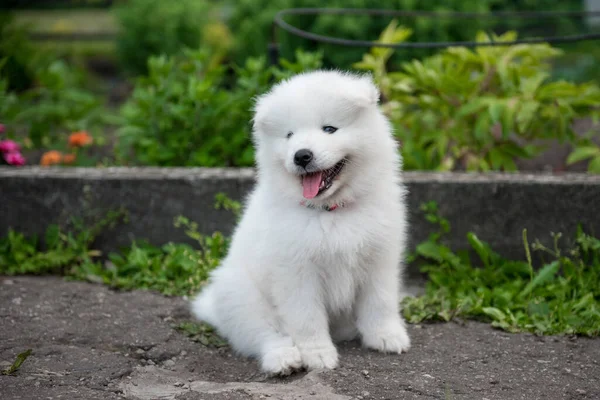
294,149 -> 313,168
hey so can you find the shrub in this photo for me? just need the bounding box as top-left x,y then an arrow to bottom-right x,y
116,48 -> 323,167
355,21 -> 600,172
0,13 -> 52,92
113,0 -> 218,76
0,59 -> 19,121
225,0 -> 584,70
11,59 -> 110,148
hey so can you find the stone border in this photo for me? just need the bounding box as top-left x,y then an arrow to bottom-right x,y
2,167 -> 599,277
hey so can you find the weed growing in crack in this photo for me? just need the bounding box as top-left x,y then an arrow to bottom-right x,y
0,208 -> 127,276
1,349 -> 32,375
401,202 -> 600,336
0,193 -> 237,297
174,321 -> 228,348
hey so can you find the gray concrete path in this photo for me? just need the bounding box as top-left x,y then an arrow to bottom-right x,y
1,277 -> 598,400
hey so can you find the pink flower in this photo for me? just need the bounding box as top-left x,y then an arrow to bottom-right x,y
3,151 -> 26,166
0,140 -> 20,153
0,124 -> 5,134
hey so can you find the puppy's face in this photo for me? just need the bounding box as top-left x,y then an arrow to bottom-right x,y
252,71 -> 384,203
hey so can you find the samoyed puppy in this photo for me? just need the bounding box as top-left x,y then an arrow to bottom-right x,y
191,70 -> 410,375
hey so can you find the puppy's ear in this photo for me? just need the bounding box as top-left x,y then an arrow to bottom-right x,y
345,73 -> 380,108
251,93 -> 273,134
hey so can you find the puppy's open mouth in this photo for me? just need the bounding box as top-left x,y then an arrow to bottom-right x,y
301,158 -> 347,199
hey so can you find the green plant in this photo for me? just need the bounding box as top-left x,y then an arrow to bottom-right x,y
0,208 -> 126,276
0,194 -> 241,298
10,59 -> 113,148
113,0 -> 216,75
1,349 -> 32,376
116,48 -> 322,167
214,192 -> 242,219
174,321 -> 228,347
79,217 -> 229,296
0,13 -> 51,92
73,195 -> 239,296
566,137 -> 600,173
0,60 -> 19,121
402,202 -> 600,336
355,23 -> 600,172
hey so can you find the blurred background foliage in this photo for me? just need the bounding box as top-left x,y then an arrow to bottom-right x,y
0,0 -> 599,171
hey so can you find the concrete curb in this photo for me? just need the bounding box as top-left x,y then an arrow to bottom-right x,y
1,167 -> 599,276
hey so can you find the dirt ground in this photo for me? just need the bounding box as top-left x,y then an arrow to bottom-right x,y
1,276 -> 598,400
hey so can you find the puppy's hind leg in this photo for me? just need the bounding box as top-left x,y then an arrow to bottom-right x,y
192,272 -> 302,375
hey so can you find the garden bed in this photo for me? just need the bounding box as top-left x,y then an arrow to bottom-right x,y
1,167 -> 599,278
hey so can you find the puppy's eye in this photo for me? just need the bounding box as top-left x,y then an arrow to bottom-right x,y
322,126 -> 338,134
286,131 -> 293,139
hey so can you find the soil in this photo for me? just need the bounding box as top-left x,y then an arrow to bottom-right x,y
1,276 -> 598,400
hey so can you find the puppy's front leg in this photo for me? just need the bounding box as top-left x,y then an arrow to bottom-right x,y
356,250 -> 411,354
273,267 -> 338,370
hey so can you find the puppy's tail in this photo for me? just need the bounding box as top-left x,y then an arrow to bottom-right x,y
190,284 -> 219,328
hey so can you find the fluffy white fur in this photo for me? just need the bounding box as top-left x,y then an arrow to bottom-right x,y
190,70 -> 410,375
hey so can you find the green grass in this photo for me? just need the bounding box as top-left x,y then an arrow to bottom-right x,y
401,202 -> 600,336
1,349 -> 32,375
0,194 -> 239,297
0,196 -> 598,337
0,214 -> 228,297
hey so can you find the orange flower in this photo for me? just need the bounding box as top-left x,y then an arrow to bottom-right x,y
40,150 -> 63,166
62,153 -> 76,164
68,131 -> 93,148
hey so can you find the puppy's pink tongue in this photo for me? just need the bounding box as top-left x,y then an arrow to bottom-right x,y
302,172 -> 322,199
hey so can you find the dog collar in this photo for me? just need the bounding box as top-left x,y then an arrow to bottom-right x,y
300,201 -> 345,212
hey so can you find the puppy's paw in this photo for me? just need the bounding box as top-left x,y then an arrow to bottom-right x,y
299,343 -> 339,370
362,323 -> 411,354
260,345 -> 303,376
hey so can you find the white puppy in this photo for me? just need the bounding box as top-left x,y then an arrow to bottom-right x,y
191,70 -> 410,375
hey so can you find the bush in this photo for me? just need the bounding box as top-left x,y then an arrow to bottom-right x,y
10,59 -> 111,148
0,13 -> 52,92
113,0 -> 218,76
355,21 -> 600,172
116,48 -> 323,167
225,0 -> 584,70
1,16 -> 111,150
0,60 -> 19,122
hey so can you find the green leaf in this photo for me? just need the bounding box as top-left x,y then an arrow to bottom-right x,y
457,99 -> 487,117
567,146 -> 600,165
516,101 -> 539,133
488,101 -> 504,124
589,156 -> 600,173
467,232 -> 490,266
474,113 -> 491,141
520,73 -> 549,96
520,261 -> 560,298
489,148 -> 507,170
1,349 -> 32,375
500,101 -> 516,137
482,307 -> 506,321
416,241 -> 444,262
